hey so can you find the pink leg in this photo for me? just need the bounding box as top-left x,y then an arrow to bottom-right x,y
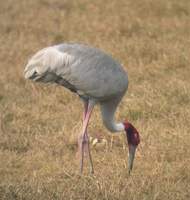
78,100 -> 88,157
82,100 -> 88,121
82,100 -> 92,156
78,100 -> 95,174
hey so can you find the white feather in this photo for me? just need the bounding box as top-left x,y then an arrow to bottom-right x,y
24,47 -> 73,79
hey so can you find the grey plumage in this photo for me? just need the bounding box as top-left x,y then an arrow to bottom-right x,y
24,43 -> 128,101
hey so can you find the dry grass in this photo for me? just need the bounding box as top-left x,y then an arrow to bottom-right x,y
0,0 -> 190,199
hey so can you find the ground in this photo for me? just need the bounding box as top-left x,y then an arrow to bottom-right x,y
0,0 -> 190,199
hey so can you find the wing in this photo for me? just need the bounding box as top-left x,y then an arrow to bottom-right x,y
24,43 -> 128,99
24,46 -> 78,92
24,46 -> 72,81
57,43 -> 128,99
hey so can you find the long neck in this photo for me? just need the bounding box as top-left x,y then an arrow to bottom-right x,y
100,100 -> 125,132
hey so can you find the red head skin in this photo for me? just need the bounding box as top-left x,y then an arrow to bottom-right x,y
123,121 -> 140,146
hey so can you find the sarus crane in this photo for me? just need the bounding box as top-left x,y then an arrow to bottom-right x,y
24,43 -> 140,174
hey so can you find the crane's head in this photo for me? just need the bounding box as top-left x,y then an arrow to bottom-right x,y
123,120 -> 140,174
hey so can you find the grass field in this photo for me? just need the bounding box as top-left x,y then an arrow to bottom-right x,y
0,0 -> 190,199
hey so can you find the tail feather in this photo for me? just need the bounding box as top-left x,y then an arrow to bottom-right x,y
24,48 -> 50,80
24,46 -> 73,83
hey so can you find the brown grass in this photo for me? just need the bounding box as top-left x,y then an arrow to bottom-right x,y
0,0 -> 190,199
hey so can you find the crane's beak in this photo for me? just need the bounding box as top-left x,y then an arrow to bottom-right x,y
128,144 -> 137,174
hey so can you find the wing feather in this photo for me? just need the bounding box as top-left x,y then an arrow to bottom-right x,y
24,43 -> 128,99
24,47 -> 73,82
